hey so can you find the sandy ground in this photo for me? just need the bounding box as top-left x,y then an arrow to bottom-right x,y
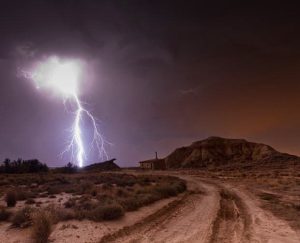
0,194 -> 177,243
99,173 -> 300,243
1,173 -> 300,243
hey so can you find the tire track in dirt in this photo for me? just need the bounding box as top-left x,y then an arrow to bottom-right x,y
228,185 -> 300,243
99,176 -> 220,243
209,188 -> 251,243
203,177 -> 300,243
99,173 -> 300,243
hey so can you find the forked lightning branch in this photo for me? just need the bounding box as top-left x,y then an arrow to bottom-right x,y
21,56 -> 108,167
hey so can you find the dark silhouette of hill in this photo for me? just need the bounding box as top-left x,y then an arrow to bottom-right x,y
164,137 -> 299,169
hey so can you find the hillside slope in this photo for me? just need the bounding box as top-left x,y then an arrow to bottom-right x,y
164,137 -> 298,169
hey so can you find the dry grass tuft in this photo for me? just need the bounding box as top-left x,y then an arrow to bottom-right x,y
12,206 -> 33,227
90,203 -> 124,221
5,190 -> 17,207
0,206 -> 11,221
32,209 -> 54,243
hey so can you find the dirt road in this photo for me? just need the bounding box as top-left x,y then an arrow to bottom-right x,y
100,173 -> 300,243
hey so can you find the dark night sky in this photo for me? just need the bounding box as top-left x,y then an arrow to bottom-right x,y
1,1 -> 300,167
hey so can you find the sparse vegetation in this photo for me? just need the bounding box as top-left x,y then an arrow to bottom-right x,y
25,198 -> 36,205
5,190 -> 17,207
12,207 -> 33,227
0,172 -> 186,227
90,203 -> 124,221
32,210 -> 54,243
0,206 -> 11,221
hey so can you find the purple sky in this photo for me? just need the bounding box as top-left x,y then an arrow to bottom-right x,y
1,1 -> 300,167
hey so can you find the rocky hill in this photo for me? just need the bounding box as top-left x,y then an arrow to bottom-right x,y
164,137 -> 299,169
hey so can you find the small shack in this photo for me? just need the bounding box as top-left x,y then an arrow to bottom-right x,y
139,159 -> 166,170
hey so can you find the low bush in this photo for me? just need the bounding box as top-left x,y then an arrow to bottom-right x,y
64,198 -> 76,208
16,190 -> 36,201
119,197 -> 140,211
0,206 -> 11,221
25,198 -> 36,205
32,210 -> 53,243
55,208 -> 75,221
5,191 -> 17,207
12,207 -> 33,227
155,184 -> 178,197
90,203 -> 124,221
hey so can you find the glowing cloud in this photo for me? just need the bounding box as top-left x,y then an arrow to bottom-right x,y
30,56 -> 81,97
22,55 -> 108,167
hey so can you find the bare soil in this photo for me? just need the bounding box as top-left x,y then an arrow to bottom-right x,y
1,170 -> 299,243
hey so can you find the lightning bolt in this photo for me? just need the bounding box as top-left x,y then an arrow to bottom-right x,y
62,94 -> 109,167
20,56 -> 110,167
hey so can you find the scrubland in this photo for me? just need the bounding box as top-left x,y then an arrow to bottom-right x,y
0,172 -> 186,242
0,168 -> 299,243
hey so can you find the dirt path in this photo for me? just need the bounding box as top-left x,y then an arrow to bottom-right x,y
100,174 -> 300,243
227,184 -> 300,243
100,175 -> 220,243
1,173 -> 299,242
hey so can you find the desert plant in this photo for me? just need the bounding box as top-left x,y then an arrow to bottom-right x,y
16,190 -> 33,201
25,198 -> 36,205
12,207 -> 33,227
55,208 -> 75,221
64,198 -> 76,208
119,197 -> 140,211
79,181 -> 93,194
0,206 -> 11,221
5,190 -> 17,207
32,210 -> 53,243
154,184 -> 178,197
90,203 -> 124,221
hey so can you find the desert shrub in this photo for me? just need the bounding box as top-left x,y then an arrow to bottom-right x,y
25,198 -> 36,204
116,188 -> 129,197
90,203 -> 124,221
76,198 -> 95,211
55,208 -> 75,221
5,191 -> 17,207
119,197 -> 140,211
0,206 -> 11,221
138,193 -> 160,205
47,186 -> 61,195
64,187 -> 77,194
91,188 -> 98,197
154,184 -> 178,197
12,207 -> 33,227
172,180 -> 187,193
16,190 -> 36,201
73,209 -> 88,220
97,193 -> 114,204
79,181 -> 94,194
32,210 -> 53,243
101,183 -> 113,190
292,203 -> 300,211
0,179 -> 9,186
64,198 -> 76,208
